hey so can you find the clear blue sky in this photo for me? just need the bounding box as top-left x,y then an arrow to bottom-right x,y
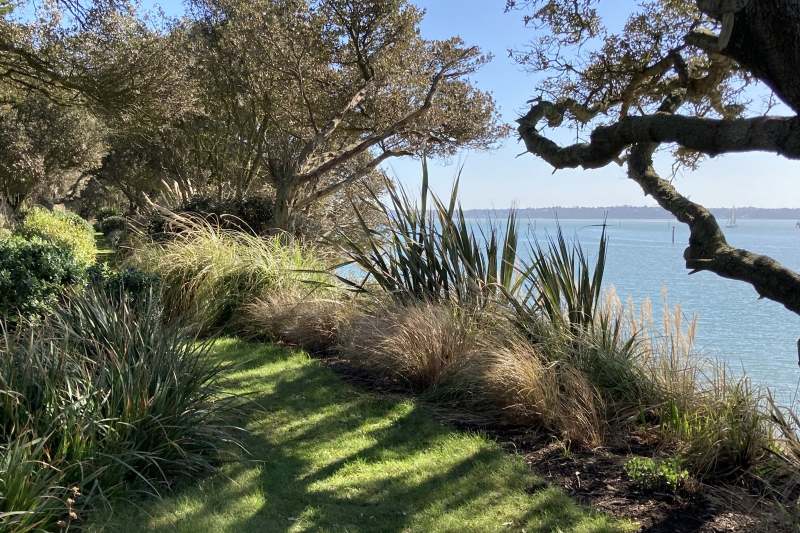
147,0 -> 800,209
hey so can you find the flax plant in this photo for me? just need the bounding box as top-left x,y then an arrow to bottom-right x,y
0,435 -> 70,533
332,159 -> 520,308
0,287 -> 239,529
507,224 -> 608,335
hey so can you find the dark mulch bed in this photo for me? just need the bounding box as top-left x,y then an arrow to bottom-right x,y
316,352 -> 792,533
485,426 -> 775,533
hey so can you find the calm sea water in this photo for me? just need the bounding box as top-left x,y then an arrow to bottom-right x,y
513,218 -> 800,399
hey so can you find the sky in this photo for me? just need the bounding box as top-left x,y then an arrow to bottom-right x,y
144,0 -> 800,210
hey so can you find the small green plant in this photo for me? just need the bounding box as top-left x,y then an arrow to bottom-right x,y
560,438 -> 572,459
624,456 -> 688,493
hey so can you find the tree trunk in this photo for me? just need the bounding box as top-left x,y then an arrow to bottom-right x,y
713,0 -> 800,112
271,176 -> 298,234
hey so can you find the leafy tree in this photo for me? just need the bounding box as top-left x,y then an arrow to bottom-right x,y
507,0 -> 800,317
185,0 -> 509,231
0,0 -> 192,123
0,95 -> 106,213
0,1 -> 196,217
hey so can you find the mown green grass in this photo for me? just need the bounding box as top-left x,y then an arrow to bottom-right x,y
94,231 -> 115,259
88,338 -> 636,533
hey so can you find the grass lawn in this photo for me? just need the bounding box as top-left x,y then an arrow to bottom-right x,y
88,338 -> 637,533
94,231 -> 115,259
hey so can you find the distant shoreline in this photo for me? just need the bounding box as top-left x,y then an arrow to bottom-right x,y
460,206 -> 800,220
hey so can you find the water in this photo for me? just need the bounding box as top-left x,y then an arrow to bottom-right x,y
514,218 -> 800,399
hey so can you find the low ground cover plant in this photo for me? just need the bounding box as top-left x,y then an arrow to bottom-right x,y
625,456 -> 689,493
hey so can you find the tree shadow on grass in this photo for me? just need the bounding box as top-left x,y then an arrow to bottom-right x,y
93,339 -> 628,533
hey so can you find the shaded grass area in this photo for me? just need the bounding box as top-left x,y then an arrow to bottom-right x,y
94,231 -> 115,259
89,338 -> 636,533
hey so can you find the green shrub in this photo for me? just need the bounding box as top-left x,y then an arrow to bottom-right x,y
87,263 -> 160,304
143,195 -> 276,239
99,215 -> 128,247
15,206 -> 97,264
94,206 -> 121,224
93,206 -> 121,232
179,194 -> 275,235
99,214 -> 126,233
0,287 -> 238,527
53,209 -> 95,237
0,234 -> 86,321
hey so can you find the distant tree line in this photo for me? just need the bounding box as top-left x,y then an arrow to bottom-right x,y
461,207 -> 800,220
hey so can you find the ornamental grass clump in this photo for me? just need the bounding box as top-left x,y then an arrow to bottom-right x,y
128,213 -> 326,335
0,286 -> 238,530
436,335 -> 605,445
243,288 -> 353,353
337,302 -> 482,391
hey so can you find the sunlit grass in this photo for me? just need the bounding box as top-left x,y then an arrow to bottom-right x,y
88,338 -> 636,533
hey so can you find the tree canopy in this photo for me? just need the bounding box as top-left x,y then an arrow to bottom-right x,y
507,0 -> 800,318
180,0 -> 507,231
0,0 -> 508,233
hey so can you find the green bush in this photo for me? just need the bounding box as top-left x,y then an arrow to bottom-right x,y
87,263 -> 160,304
0,287 -> 238,529
144,195 -> 276,240
15,206 -> 97,264
0,234 -> 86,321
99,215 -> 127,236
179,194 -> 275,235
95,206 -> 121,224
54,209 -> 95,237
93,206 -> 122,232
